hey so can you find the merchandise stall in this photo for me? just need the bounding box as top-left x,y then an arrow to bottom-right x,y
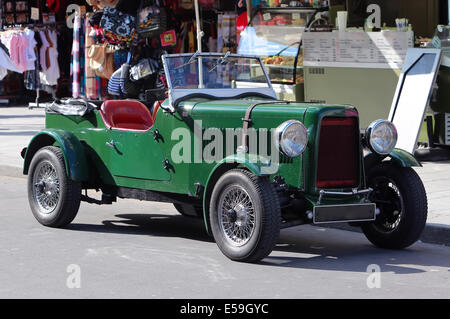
66,0 -> 239,104
238,2 -> 328,101
0,0 -> 81,106
0,0 -> 240,105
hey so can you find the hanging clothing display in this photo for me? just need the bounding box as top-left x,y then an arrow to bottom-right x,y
0,28 -> 40,80
72,11 -> 109,100
69,0 -> 230,100
0,28 -> 38,73
0,42 -> 19,74
85,13 -> 97,99
71,13 -> 86,98
40,30 -> 60,86
24,28 -> 37,71
0,45 -> 19,80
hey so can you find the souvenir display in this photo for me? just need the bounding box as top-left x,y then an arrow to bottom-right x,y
1,0 -> 239,102
76,0 -> 233,100
100,7 -> 137,43
137,4 -> 167,39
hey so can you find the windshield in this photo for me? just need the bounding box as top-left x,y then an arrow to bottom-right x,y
163,54 -> 272,90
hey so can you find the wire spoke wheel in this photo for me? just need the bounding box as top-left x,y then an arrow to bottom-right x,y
32,161 -> 61,214
27,146 -> 81,228
371,176 -> 404,233
218,185 -> 256,247
210,169 -> 280,262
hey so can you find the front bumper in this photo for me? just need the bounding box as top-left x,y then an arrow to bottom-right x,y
317,188 -> 373,205
310,188 -> 375,224
313,202 -> 376,224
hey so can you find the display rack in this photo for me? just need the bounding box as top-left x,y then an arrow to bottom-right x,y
303,30 -> 414,128
239,5 -> 329,101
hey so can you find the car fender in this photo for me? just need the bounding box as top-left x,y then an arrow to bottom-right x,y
23,129 -> 89,182
201,154 -> 279,234
364,148 -> 422,173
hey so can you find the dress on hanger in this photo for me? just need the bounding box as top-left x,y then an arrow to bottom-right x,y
39,30 -> 60,86
0,44 -> 20,80
24,28 -> 37,71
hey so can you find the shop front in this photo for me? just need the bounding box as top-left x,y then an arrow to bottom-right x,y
0,0 -> 449,154
0,0 -> 239,106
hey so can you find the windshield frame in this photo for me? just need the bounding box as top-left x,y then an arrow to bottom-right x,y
161,53 -> 277,109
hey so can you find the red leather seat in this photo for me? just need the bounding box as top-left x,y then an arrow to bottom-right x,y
100,100 -> 154,131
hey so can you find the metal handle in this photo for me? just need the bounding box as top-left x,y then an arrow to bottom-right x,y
106,140 -> 116,149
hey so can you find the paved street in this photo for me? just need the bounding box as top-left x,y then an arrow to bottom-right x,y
0,174 -> 449,299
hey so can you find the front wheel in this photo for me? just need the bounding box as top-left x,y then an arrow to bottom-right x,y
27,146 -> 81,228
362,163 -> 428,249
209,169 -> 281,262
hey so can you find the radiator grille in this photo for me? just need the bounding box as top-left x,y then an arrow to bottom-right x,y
316,117 -> 359,189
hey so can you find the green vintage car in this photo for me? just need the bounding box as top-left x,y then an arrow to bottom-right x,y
23,53 -> 427,262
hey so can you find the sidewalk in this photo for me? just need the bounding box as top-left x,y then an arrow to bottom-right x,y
1,106 -> 449,245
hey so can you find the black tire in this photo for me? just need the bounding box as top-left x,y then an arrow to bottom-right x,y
173,203 -> 203,218
362,163 -> 428,249
209,169 -> 281,262
27,146 -> 81,228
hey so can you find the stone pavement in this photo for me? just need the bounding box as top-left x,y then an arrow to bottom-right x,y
1,106 -> 449,245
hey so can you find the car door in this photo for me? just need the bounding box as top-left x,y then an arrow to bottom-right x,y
106,129 -> 171,181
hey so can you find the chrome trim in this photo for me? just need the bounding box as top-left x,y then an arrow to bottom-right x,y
317,188 -> 373,206
274,120 -> 308,158
365,120 -> 398,156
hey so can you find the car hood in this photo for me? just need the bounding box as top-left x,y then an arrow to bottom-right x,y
177,98 -> 357,126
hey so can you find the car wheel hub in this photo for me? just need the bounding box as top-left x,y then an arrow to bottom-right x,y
372,177 -> 404,232
33,161 -> 60,214
233,203 -> 250,227
218,185 -> 256,247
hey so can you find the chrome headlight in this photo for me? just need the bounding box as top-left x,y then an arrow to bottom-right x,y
365,120 -> 398,155
274,120 -> 308,158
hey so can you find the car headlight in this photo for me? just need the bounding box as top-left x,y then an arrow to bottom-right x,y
365,120 -> 398,155
274,120 -> 308,158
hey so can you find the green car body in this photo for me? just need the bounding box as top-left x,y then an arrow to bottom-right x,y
23,53 -> 427,262
23,98 -> 419,227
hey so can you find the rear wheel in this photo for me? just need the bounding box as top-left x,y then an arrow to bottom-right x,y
28,146 -> 81,228
209,169 -> 280,262
362,163 -> 427,249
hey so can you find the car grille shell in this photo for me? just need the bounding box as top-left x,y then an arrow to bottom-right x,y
316,117 -> 360,189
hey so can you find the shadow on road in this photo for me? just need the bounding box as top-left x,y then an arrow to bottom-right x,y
261,228 -> 450,274
68,213 -> 213,243
67,213 -> 450,274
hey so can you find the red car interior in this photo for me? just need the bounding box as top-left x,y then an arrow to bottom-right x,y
100,100 -> 154,131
